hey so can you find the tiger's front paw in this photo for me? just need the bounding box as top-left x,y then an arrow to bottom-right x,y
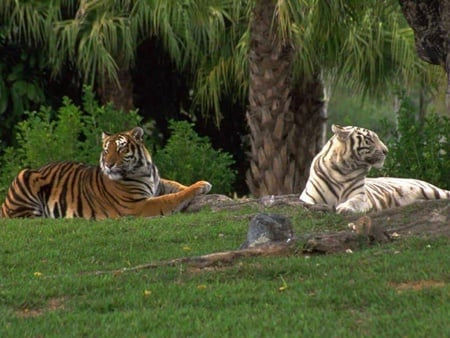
336,204 -> 357,214
193,181 -> 212,195
336,199 -> 369,214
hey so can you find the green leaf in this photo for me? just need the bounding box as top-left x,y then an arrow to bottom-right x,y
0,78 -> 7,114
12,80 -> 28,96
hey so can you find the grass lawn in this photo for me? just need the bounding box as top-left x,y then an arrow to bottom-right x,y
1,206 -> 449,337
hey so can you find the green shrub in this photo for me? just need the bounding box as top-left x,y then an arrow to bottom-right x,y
379,95 -> 450,189
154,120 -> 236,195
0,86 -> 142,197
0,90 -> 236,199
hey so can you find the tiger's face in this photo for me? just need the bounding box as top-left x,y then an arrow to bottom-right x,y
332,124 -> 388,169
100,127 -> 153,180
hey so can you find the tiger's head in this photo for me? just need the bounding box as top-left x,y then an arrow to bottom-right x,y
331,124 -> 388,169
100,127 -> 154,180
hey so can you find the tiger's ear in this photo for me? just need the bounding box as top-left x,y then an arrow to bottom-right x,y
130,127 -> 144,142
332,124 -> 351,141
101,131 -> 111,141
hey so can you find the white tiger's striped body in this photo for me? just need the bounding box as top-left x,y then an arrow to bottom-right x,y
300,125 -> 450,214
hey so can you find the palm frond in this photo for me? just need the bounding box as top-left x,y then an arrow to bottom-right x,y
192,34 -> 249,124
283,0 -> 437,97
51,0 -> 137,87
187,0 -> 251,122
1,0 -> 61,47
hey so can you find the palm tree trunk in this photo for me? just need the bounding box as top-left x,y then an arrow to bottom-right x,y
246,0 -> 326,197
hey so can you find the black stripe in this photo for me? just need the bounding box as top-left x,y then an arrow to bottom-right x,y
433,187 -> 440,199
310,181 -> 326,203
342,181 -> 364,200
315,162 -> 339,199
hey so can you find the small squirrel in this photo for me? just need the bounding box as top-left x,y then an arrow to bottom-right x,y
348,216 -> 390,243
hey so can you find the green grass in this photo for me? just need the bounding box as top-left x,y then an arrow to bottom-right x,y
1,207 -> 449,337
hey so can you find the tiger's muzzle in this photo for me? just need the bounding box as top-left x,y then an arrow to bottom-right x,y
101,162 -> 124,180
368,142 -> 388,169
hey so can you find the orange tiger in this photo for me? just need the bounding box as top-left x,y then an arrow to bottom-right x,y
0,127 -> 212,219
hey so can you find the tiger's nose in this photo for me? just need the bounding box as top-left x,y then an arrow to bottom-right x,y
104,162 -> 116,170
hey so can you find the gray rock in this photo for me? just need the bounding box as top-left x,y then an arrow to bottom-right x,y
240,213 -> 294,249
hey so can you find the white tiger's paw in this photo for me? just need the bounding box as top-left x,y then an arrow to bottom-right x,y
336,204 -> 357,214
193,181 -> 212,195
336,200 -> 370,214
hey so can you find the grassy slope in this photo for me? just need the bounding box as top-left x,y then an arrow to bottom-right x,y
1,207 -> 449,337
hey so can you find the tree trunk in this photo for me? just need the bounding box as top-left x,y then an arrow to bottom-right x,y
98,66 -> 135,113
399,0 -> 450,112
246,0 -> 326,197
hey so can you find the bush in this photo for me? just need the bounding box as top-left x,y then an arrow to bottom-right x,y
154,120 -> 236,195
0,90 -> 237,199
0,86 -> 142,197
379,95 -> 450,189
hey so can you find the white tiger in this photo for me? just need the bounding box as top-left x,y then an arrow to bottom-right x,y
300,124 -> 450,214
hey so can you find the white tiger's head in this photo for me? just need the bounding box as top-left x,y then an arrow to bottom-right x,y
331,124 -> 388,169
100,127 -> 154,180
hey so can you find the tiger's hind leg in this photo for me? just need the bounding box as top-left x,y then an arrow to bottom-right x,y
138,180 -> 212,217
1,169 -> 45,218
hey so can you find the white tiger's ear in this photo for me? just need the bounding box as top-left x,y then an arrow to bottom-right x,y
101,131 -> 111,141
130,127 -> 144,142
332,124 -> 351,141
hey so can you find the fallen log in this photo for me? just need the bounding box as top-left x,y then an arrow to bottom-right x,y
81,241 -> 297,276
78,199 -> 448,276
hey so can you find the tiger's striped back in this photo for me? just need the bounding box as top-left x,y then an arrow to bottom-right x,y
300,124 -> 450,213
1,127 -> 212,219
365,177 -> 450,211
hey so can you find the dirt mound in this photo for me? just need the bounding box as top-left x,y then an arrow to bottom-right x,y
363,199 -> 450,238
187,195 -> 449,254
